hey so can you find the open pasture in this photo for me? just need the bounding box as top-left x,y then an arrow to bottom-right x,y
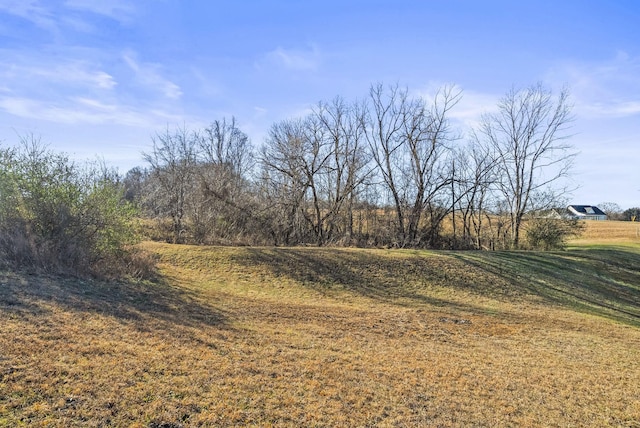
569,220 -> 640,246
1,227 -> 639,426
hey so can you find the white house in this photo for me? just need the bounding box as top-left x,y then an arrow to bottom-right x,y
567,205 -> 607,221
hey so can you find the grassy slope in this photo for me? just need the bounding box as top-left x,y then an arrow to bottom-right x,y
1,230 -> 639,426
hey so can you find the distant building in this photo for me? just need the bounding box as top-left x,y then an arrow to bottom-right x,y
567,205 -> 607,221
531,208 -> 564,219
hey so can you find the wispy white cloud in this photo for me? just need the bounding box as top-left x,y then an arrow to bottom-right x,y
0,0 -> 138,37
63,0 -> 136,23
449,89 -> 500,127
123,51 -> 183,99
59,14 -> 94,32
415,82 -> 500,129
0,49 -> 184,129
546,52 -> 640,118
580,101 -> 640,118
261,45 -> 322,72
0,95 -> 182,127
0,0 -> 57,32
0,60 -> 117,90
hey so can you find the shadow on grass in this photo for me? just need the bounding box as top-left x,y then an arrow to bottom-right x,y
448,247 -> 640,327
231,248 -> 514,316
6,244 -> 636,330
0,271 -> 226,330
232,246 -> 640,327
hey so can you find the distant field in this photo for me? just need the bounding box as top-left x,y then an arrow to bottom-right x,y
1,224 -> 639,426
570,219 -> 640,245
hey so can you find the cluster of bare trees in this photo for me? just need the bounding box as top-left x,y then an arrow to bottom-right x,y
132,118 -> 259,245
131,83 -> 576,249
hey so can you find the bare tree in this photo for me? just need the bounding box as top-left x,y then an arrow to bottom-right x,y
475,84 -> 575,248
364,83 -> 460,247
201,117 -> 253,177
312,97 -> 371,244
364,83 -> 408,246
259,118 -> 317,244
403,85 -> 461,247
461,141 -> 499,249
143,126 -> 198,244
597,202 -> 623,220
195,118 -> 255,243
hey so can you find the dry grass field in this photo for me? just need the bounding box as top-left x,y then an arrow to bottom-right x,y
569,220 -> 640,246
1,222 -> 640,426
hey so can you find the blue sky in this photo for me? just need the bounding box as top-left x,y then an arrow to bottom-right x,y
1,0 -> 639,208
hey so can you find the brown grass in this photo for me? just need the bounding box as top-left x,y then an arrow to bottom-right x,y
569,220 -> 640,245
1,239 -> 639,426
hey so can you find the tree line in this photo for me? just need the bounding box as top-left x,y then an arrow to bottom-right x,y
127,82 -> 580,250
597,202 -> 640,221
6,82 -> 636,277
